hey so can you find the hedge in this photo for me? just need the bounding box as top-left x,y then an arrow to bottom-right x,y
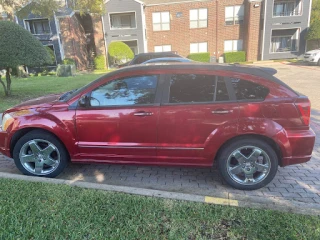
94,55 -> 106,70
62,58 -> 75,65
187,52 -> 210,62
224,51 -> 246,63
108,42 -> 134,64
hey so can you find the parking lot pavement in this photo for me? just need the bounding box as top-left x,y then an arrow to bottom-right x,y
1,62 -> 320,204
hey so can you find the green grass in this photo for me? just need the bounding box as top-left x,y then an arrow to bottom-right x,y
0,178 -> 319,240
0,73 -> 106,112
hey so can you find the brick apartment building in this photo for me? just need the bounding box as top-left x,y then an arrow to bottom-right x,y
3,0 -> 312,70
143,0 -> 312,61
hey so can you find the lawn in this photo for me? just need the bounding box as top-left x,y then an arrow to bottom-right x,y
0,73 -> 106,112
0,178 -> 319,240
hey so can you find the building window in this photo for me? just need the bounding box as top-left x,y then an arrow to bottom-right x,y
225,5 -> 244,25
154,45 -> 172,52
190,8 -> 207,28
190,42 -> 207,53
270,29 -> 299,52
224,40 -> 243,52
110,12 -> 136,29
273,0 -> 300,17
152,12 -> 170,31
25,19 -> 50,34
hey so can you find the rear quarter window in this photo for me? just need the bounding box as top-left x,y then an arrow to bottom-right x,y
231,78 -> 269,101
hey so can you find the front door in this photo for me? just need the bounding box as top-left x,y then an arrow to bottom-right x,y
157,73 -> 239,165
75,74 -> 161,162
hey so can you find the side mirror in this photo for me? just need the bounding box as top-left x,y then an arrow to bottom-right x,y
78,95 -> 88,107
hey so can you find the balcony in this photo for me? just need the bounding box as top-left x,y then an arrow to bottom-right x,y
110,12 -> 136,30
273,0 -> 302,17
25,19 -> 51,35
270,29 -> 299,53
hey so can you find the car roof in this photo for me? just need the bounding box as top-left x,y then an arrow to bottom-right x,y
134,52 -> 179,56
143,57 -> 190,63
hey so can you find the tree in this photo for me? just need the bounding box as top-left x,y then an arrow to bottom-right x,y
306,0 -> 320,47
0,0 -> 104,19
108,42 -> 134,65
0,21 -> 52,96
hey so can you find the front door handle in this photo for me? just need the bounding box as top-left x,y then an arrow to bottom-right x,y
133,112 -> 153,116
212,109 -> 233,114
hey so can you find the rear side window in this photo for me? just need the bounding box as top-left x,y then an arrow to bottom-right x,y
231,79 -> 269,101
169,74 -> 215,103
134,55 -> 153,64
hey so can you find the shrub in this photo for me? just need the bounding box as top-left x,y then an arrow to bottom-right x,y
62,58 -> 75,65
224,51 -> 246,63
187,53 -> 210,62
45,47 -> 55,65
57,64 -> 76,77
94,55 -> 106,70
108,41 -> 134,65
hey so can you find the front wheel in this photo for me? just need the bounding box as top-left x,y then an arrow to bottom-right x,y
13,130 -> 69,178
217,138 -> 278,190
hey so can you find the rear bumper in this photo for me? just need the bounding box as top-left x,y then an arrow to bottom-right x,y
0,128 -> 10,157
279,128 -> 315,167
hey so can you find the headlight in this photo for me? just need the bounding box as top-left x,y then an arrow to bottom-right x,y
1,113 -> 14,131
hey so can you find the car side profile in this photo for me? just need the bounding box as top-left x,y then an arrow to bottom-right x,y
0,63 -> 315,190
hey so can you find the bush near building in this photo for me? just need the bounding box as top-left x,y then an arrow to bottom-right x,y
187,53 -> 210,62
108,41 -> 134,65
224,51 -> 246,63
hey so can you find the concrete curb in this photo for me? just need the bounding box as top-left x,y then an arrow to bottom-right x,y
1,172 -> 320,216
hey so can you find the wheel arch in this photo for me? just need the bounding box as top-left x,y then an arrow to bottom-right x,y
10,127 -> 71,160
214,134 -> 283,166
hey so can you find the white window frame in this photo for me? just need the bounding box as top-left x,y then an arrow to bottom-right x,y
225,5 -> 244,25
109,12 -> 137,30
152,12 -> 170,31
224,40 -> 243,52
24,18 -> 51,35
154,45 -> 172,52
190,42 -> 208,53
190,8 -> 208,29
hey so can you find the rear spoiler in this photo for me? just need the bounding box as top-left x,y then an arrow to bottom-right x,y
259,67 -> 277,76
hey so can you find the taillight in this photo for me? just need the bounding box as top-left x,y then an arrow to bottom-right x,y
295,97 -> 311,126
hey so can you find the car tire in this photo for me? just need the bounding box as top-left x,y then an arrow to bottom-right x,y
318,59 -> 320,66
217,138 -> 278,190
13,130 -> 69,178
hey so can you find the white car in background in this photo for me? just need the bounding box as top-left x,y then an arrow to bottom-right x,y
304,49 -> 320,66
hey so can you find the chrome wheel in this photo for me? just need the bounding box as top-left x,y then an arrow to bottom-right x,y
19,139 -> 61,176
226,146 -> 271,186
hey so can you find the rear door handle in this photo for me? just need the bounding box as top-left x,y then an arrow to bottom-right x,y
212,109 -> 233,114
133,112 -> 153,116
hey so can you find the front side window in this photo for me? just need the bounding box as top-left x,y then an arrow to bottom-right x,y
231,79 -> 269,100
152,12 -> 170,31
169,74 -> 216,103
190,8 -> 208,28
90,75 -> 158,107
154,45 -> 172,52
190,42 -> 208,53
225,5 -> 244,25
224,40 -> 243,52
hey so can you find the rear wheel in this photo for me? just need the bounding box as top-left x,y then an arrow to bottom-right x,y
318,59 -> 320,66
13,130 -> 69,178
217,138 -> 278,190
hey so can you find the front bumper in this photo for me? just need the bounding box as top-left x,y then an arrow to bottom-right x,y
304,56 -> 318,63
280,128 -> 315,166
0,127 -> 10,157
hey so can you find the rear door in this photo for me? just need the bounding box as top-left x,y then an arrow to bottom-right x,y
157,72 -> 239,165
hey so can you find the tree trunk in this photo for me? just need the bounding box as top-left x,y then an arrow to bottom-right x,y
6,67 -> 11,96
0,75 -> 8,96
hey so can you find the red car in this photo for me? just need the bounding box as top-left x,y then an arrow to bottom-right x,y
0,63 -> 315,190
